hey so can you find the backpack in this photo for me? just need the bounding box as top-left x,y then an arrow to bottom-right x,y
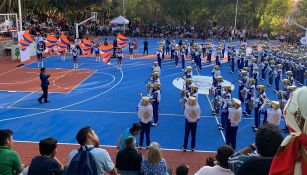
67,146 -> 98,175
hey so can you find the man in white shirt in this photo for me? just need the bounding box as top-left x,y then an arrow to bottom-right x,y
195,145 -> 234,175
182,96 -> 201,151
138,96 -> 153,148
67,127 -> 117,175
262,101 -> 282,127
225,98 -> 242,150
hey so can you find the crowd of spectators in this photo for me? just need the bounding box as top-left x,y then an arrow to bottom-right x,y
0,124 -> 288,175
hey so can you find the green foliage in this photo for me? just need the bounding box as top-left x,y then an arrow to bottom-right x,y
0,0 -> 301,32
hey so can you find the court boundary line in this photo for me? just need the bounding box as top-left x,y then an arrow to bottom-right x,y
73,72 -> 116,91
0,64 -> 124,122
14,140 -> 216,153
65,70 -> 97,93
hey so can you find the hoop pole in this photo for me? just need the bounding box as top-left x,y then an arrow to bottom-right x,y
18,0 -> 22,31
75,23 -> 79,39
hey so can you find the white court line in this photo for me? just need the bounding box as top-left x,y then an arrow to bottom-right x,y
65,70 -> 97,93
7,69 -> 77,108
14,140 -> 216,153
74,73 -> 116,91
206,94 -> 226,142
7,106 -> 255,120
1,65 -> 124,122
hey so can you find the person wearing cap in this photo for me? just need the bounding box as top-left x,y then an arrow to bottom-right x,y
212,76 -> 223,116
252,67 -> 259,86
238,70 -> 248,102
170,41 -> 176,60
150,82 -> 161,127
182,66 -> 193,81
243,78 -> 255,117
225,98 -> 242,149
211,65 -> 221,87
137,96 -> 153,148
261,101 -> 282,127
36,41 -> 45,68
261,57 -> 269,80
174,47 -> 179,67
285,71 -> 295,86
37,67 -> 51,104
267,60 -> 275,87
182,96 -> 201,151
181,49 -> 186,71
152,61 -> 161,75
219,85 -> 232,130
190,84 -> 199,99
274,64 -> 282,92
146,71 -> 160,95
253,85 -> 267,131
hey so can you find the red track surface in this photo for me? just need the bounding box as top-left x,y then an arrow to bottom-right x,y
0,58 -> 94,93
14,142 -> 215,175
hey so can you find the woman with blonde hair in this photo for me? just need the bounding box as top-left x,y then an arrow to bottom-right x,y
141,142 -> 169,175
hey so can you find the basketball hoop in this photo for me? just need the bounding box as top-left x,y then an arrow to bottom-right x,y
0,13 -> 19,33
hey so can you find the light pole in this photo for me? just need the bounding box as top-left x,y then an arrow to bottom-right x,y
123,0 -> 126,34
234,0 -> 239,30
18,0 -> 22,31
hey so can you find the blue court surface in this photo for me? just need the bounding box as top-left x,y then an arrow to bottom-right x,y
0,39 -> 286,152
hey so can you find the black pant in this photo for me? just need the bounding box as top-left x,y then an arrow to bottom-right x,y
144,47 -> 148,55
38,86 -> 48,102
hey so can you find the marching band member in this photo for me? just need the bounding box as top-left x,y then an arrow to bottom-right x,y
182,96 -> 201,151
243,78 -> 256,117
181,49 -> 186,71
182,66 -> 193,80
215,47 -> 222,66
116,48 -> 123,69
274,64 -> 283,92
253,85 -> 267,131
71,46 -> 79,69
36,41 -> 45,68
252,67 -> 260,86
152,61 -> 161,75
212,76 -> 223,116
261,57 -> 269,80
181,78 -> 193,109
218,85 -> 232,130
137,96 -> 153,148
285,71 -> 295,86
262,101 -> 282,127
229,48 -> 236,73
156,47 -> 162,68
146,71 -> 160,95
206,43 -> 212,64
268,60 -> 276,87
211,65 -> 221,87
174,46 -> 179,67
170,40 -> 176,60
190,84 -> 199,99
93,43 -> 100,62
238,70 -> 248,102
150,82 -> 161,127
225,98 -> 242,150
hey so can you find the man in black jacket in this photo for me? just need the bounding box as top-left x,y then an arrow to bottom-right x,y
38,67 -> 50,103
116,136 -> 142,174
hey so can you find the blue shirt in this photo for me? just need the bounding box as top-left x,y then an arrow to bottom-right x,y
141,159 -> 168,175
119,128 -> 133,151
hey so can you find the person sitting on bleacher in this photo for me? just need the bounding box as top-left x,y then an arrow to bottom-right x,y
0,129 -> 24,175
27,138 -> 64,175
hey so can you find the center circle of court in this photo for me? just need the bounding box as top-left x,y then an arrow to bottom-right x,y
172,75 -> 235,95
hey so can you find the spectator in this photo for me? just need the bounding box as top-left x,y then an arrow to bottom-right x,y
195,145 -> 234,175
28,138 -> 64,175
228,124 -> 283,175
116,136 -> 142,174
141,142 -> 169,175
67,126 -> 117,175
0,129 -> 24,175
117,123 -> 141,151
176,164 -> 189,175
